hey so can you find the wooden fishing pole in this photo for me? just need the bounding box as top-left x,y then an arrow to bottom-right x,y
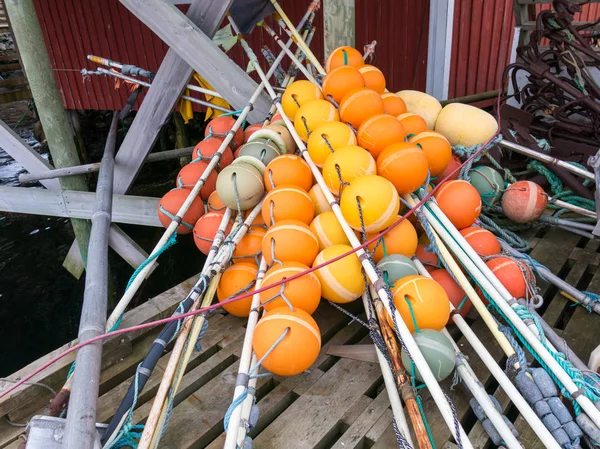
138,209 -> 233,449
226,15 -> 473,448
414,194 -> 600,427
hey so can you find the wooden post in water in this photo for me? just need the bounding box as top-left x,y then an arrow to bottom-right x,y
323,0 -> 355,57
62,113 -> 119,449
4,0 -> 91,277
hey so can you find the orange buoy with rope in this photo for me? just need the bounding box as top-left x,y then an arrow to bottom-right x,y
157,188 -> 204,235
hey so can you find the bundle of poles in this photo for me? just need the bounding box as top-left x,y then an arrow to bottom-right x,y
19,1 -> 600,448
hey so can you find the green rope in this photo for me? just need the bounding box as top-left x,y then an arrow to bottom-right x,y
403,296 -> 420,333
12,100 -> 34,130
342,49 -> 348,66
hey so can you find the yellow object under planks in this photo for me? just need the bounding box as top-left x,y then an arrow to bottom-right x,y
179,74 -> 231,123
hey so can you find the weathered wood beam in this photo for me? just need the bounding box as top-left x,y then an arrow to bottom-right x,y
0,187 -> 161,227
323,0 -> 355,57
4,0 -> 92,276
118,0 -> 271,127
0,119 -> 151,270
112,0 -> 233,197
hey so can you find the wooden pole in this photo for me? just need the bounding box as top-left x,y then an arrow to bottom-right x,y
62,113 -> 118,449
323,0 -> 355,58
4,0 -> 92,276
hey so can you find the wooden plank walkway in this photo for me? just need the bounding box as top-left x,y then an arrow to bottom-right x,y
1,227 -> 600,448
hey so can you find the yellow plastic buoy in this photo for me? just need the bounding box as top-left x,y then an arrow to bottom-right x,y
262,219 -> 320,266
357,114 -> 406,159
310,210 -> 353,250
253,307 -> 321,376
390,275 -> 451,333
262,184 -> 315,225
322,145 -> 376,195
282,80 -> 323,120
434,103 -> 498,147
158,188 -> 204,235
325,46 -> 365,72
264,154 -> 313,191
339,175 -> 400,233
322,65 -> 366,103
367,216 -> 418,262
260,262 -> 321,314
307,121 -> 357,168
396,90 -> 442,129
217,264 -> 258,317
377,142 -> 429,194
358,65 -> 386,94
293,99 -> 339,142
313,244 -> 366,303
339,88 -> 385,130
308,184 -> 332,215
408,131 -> 452,177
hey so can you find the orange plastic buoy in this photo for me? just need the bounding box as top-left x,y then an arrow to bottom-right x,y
192,137 -> 234,170
207,190 -> 226,213
281,80 -> 324,121
434,180 -> 482,229
260,262 -> 321,314
339,88 -> 385,130
176,160 -> 218,201
307,121 -> 357,168
367,216 -> 418,262
339,175 -> 400,233
415,244 -> 439,271
325,46 -> 365,72
358,65 -> 386,94
204,116 -> 244,149
309,184 -> 332,215
313,244 -> 366,303
253,307 -> 321,376
310,210 -> 352,250
486,256 -> 531,299
217,264 -> 257,317
434,154 -> 461,185
244,208 -> 267,229
262,185 -> 315,226
293,99 -> 339,142
270,112 -> 285,126
322,145 -> 376,194
158,188 -> 204,235
397,113 -> 428,137
357,114 -> 406,159
243,123 -> 263,143
501,181 -> 548,223
193,212 -> 233,255
377,142 -> 429,194
233,227 -> 266,264
381,92 -> 407,116
262,219 -> 320,266
460,226 -> 501,257
409,132 -> 452,177
430,269 -> 471,318
322,65 -> 365,103
390,275 -> 451,333
264,154 -> 313,191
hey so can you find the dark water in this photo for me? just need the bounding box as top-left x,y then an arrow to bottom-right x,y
0,111 -> 207,376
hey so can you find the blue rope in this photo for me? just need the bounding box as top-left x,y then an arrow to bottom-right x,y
159,205 -> 194,231
110,424 -> 145,448
195,319 -> 210,351
106,364 -> 144,449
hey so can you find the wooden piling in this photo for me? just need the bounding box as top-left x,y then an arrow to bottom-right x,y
323,0 -> 355,57
4,0 -> 91,277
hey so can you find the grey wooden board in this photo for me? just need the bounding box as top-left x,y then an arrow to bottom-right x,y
0,187 -> 161,227
119,0 -> 271,126
112,0 -> 232,196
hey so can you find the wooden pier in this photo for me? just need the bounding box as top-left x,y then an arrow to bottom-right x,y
1,227 -> 599,449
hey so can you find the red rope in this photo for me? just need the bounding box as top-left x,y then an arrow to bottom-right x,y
1,98 -> 505,400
